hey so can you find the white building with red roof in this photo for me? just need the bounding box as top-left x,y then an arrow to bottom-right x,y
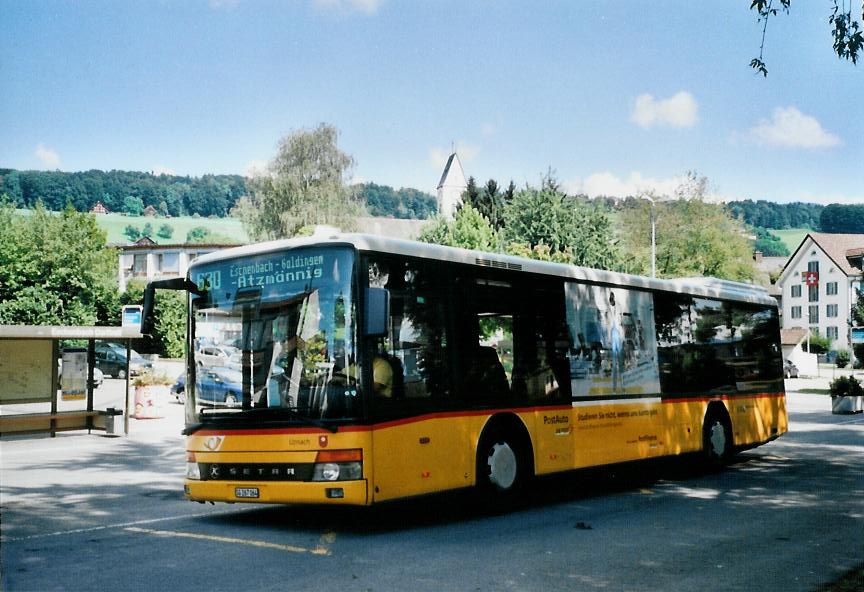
776,233 -> 864,350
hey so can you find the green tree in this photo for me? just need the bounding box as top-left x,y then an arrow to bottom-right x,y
0,203 -> 119,326
803,332 -> 832,354
123,224 -> 141,241
852,288 -> 864,368
356,182 -> 436,219
618,177 -> 757,281
186,226 -> 211,243
157,223 -> 174,240
123,195 -> 144,216
750,0 -> 862,76
141,222 -> 154,239
502,184 -> 621,270
234,123 -> 365,240
418,203 -> 499,252
753,227 -> 790,256
420,176 -> 622,273
153,290 -> 187,358
121,280 -> 185,357
819,204 -> 864,233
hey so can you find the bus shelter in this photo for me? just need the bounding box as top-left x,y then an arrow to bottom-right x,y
0,325 -> 141,437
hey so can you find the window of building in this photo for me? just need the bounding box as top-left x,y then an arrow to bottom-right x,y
158,252 -> 180,273
791,285 -> 802,298
826,304 -> 839,318
132,254 -> 147,276
808,305 -> 819,324
807,261 -> 819,273
826,326 -> 839,341
808,284 -> 819,302
826,282 -> 838,296
790,306 -> 802,319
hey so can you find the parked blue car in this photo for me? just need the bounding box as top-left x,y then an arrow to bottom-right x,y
171,374 -> 186,404
196,366 -> 243,407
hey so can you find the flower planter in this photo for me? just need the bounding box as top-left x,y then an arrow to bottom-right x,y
831,394 -> 864,414
133,384 -> 170,419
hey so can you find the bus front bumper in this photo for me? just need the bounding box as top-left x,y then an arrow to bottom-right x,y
184,479 -> 369,505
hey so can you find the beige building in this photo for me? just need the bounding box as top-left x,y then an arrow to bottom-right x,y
116,238 -> 235,292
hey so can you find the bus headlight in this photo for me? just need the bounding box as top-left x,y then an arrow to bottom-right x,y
311,450 -> 362,481
312,462 -> 362,481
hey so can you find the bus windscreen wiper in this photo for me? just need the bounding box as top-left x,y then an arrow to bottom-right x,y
234,406 -> 339,433
281,407 -> 338,433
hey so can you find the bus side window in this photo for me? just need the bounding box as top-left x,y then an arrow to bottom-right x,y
367,257 -> 449,401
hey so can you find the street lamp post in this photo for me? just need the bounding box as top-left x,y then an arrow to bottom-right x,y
643,195 -> 656,279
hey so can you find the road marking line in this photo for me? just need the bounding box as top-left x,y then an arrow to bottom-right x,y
124,527 -> 331,555
315,531 -> 337,555
0,507 -> 257,543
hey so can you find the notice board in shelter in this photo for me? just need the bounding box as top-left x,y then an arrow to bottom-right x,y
0,339 -> 54,403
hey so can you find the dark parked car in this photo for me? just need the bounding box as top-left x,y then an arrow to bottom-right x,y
196,367 -> 243,407
784,359 -> 799,379
94,343 -> 152,378
171,374 -> 186,405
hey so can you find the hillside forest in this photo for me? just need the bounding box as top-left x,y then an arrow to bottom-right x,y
2,169 -> 863,255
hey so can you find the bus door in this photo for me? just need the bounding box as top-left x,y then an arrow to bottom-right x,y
458,272 -> 574,475
365,256 -> 469,501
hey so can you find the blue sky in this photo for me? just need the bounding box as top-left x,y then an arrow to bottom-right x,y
2,0 -> 862,203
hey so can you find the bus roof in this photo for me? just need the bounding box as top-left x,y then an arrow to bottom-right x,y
190,232 -> 776,307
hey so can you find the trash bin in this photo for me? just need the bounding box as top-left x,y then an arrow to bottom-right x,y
105,407 -> 124,435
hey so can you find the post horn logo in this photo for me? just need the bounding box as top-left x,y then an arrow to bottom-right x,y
204,436 -> 225,451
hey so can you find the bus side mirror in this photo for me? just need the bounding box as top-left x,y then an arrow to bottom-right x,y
141,277 -> 204,336
364,288 -> 389,337
141,285 -> 156,336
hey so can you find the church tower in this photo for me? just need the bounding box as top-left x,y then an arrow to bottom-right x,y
436,151 -> 467,220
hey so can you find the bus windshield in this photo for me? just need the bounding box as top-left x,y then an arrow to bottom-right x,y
188,246 -> 359,425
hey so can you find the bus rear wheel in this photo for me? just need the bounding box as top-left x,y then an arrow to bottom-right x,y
702,412 -> 732,467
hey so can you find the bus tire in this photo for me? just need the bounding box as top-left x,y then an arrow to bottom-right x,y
702,408 -> 732,467
475,421 -> 532,508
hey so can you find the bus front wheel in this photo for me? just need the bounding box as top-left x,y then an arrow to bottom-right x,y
702,411 -> 732,467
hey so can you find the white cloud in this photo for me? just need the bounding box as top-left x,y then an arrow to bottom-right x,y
564,171 -> 726,201
34,143 -> 60,168
747,106 -> 840,149
312,0 -> 382,15
152,165 -> 176,176
209,0 -> 239,10
631,91 -> 698,129
244,159 -> 269,177
481,123 -> 497,137
428,142 -> 479,170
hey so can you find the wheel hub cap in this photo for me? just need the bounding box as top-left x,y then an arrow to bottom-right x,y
709,422 -> 726,456
488,442 -> 517,489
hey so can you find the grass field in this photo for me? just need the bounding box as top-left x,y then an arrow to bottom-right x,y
14,209 -> 250,244
773,228 -> 810,254
94,213 -> 249,245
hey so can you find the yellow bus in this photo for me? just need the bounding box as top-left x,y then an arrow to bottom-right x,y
143,233 -> 787,506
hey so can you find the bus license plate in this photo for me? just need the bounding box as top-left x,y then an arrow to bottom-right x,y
235,487 -> 259,499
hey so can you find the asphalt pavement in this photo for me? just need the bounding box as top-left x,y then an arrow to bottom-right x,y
1,375 -> 862,592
